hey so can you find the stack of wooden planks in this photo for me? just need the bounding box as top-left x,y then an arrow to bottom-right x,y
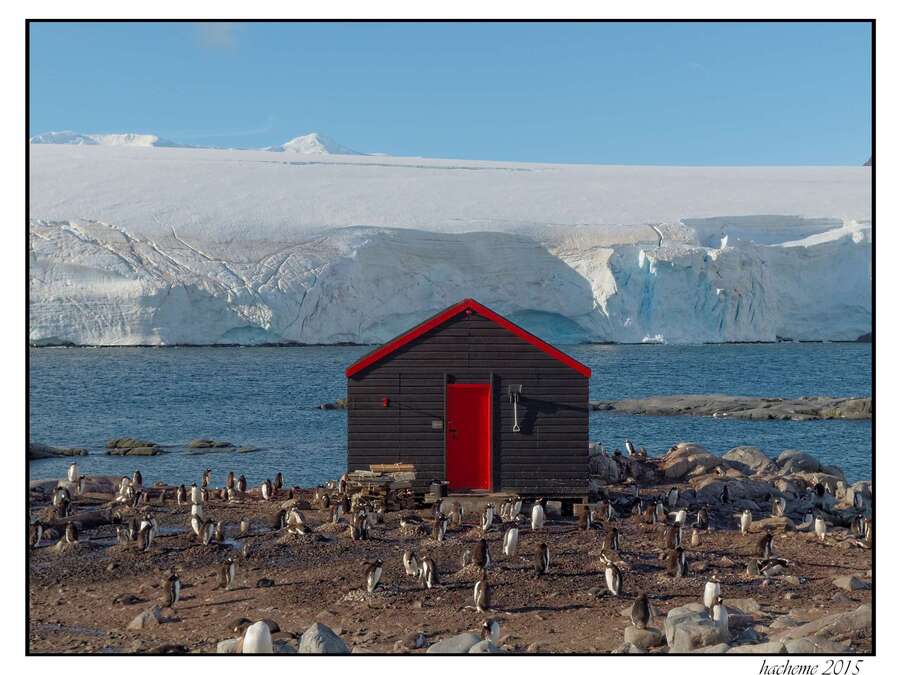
339,464 -> 418,511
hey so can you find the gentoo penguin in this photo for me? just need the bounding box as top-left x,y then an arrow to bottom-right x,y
420,556 -> 438,589
403,549 -> 421,577
434,514 -> 448,541
364,559 -> 383,593
625,439 -> 636,456
164,573 -> 181,607
137,522 -> 153,551
721,483 -> 731,504
503,527 -> 519,557
481,618 -> 501,643
352,512 -> 368,541
191,502 -> 204,520
673,508 -> 687,526
57,496 -> 73,519
655,500 -> 666,522
29,521 -> 44,548
712,596 -> 729,638
814,514 -> 827,542
740,509 -> 752,535
473,538 -> 491,570
534,543 -> 550,577
190,513 -> 204,536
77,475 -> 86,496
116,524 -> 131,545
772,495 -> 787,517
53,485 -> 71,506
201,519 -> 216,545
226,471 -> 235,491
213,521 -> 224,543
261,479 -> 273,501
703,577 -> 721,617
449,502 -> 464,529
665,546 -> 687,577
690,528 -> 701,547
338,473 -> 348,494
241,621 -> 274,654
641,503 -> 657,525
218,557 -> 236,590
603,526 -> 621,552
864,517 -> 873,548
638,446 -> 647,458
666,487 -> 679,509
695,506 -> 710,531
756,532 -> 774,559
578,508 -> 593,530
132,469 -> 142,489
510,498 -> 523,521
851,514 -> 865,538
474,571 -> 491,612
480,506 -> 493,533
759,558 -> 790,577
605,563 -> 622,596
190,482 -> 201,505
662,524 -> 679,550
273,472 -> 283,495
200,486 -> 210,504
853,490 -> 866,511
67,461 -> 79,484
200,468 -> 211,489
237,474 -> 247,494
531,499 -> 546,531
65,522 -> 78,544
272,509 -> 286,531
286,506 -> 305,527
176,484 -> 187,506
630,593 -> 651,629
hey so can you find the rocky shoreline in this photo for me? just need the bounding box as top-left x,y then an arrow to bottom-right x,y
29,442 -> 872,654
591,395 -> 871,421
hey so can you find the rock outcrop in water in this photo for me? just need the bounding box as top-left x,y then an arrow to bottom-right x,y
591,395 -> 871,420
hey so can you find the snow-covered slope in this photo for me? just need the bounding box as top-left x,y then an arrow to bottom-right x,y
28,144 -> 871,346
30,130 -> 189,148
264,132 -> 363,155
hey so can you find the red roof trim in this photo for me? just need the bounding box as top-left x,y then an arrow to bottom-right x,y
345,298 -> 592,378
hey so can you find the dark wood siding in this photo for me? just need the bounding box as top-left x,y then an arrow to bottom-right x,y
347,311 -> 588,496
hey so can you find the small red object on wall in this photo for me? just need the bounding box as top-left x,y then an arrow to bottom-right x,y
382,397 -> 390,408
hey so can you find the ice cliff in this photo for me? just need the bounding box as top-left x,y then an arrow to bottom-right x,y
28,144 -> 871,346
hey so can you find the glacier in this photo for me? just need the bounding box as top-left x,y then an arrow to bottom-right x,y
28,144 -> 872,346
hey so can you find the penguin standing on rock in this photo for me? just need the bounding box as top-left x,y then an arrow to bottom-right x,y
237,475 -> 247,495
695,506 -> 710,531
474,571 -> 491,612
630,593 -> 651,629
740,509 -> 752,535
531,499 -> 546,531
176,485 -> 187,506
704,577 -> 721,617
667,487 -> 679,509
364,559 -> 383,593
132,470 -> 142,490
273,472 -> 283,495
201,519 -> 216,545
67,462 -> 79,484
814,515 -> 827,542
772,495 -> 787,517
201,468 -> 212,489
503,527 -> 519,557
534,543 -> 550,577
261,479 -> 273,502
190,482 -> 201,505
666,547 -> 688,577
605,563 -> 622,596
190,513 -> 204,537
226,472 -> 235,491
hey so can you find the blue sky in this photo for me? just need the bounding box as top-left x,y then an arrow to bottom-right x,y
28,21 -> 871,165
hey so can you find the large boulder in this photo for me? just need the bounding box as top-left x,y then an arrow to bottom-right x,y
838,481 -> 872,510
728,642 -> 788,654
127,606 -> 162,630
426,632 -> 482,654
624,626 -> 665,650
660,443 -> 721,481
297,623 -> 350,654
589,450 -> 621,483
776,604 -> 871,643
691,475 -> 775,503
468,639 -> 501,653
783,638 -> 850,654
665,603 -> 728,653
722,446 -> 775,474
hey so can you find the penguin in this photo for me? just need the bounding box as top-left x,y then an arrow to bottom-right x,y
690,528 -> 701,548
603,526 -> 621,553
673,508 -> 687,526
272,509 -> 286,531
420,556 -> 439,589
226,471 -> 235,491
662,524 -> 679,550
510,498 -> 523,521
534,542 -> 550,577
720,483 -> 731,505
432,513 -> 447,542
29,520 -> 44,548
473,538 -> 491,570
56,496 -> 73,519
655,500 -> 666,522
77,475 -> 86,496
474,571 -> 491,612
851,514 -> 865,538
400,513 -> 423,535
53,485 -> 71,507
641,503 -> 657,525
261,479 -> 273,502
190,513 -> 204,537
403,549 -> 420,577
666,487 -> 679,509
481,618 -> 501,643
237,474 -> 247,494
853,490 -> 865,512
352,511 -> 368,542
449,502 -> 464,529
176,484 -> 187,506
863,517 -> 873,548
286,506 -> 305,527
190,482 -> 201,505
605,563 -> 622,596
132,470 -> 142,489
480,506 -> 493,533
273,472 -> 283,495
756,532 -> 774,559
740,509 -> 752,535
630,592 -> 651,629
625,439 -> 637,456
136,522 -> 152,551
191,502 -> 204,520
703,577 -> 721,617
116,524 -> 131,545
531,499 -> 546,531
239,518 -> 250,535
338,473 -> 348,494
218,558 -> 236,590
695,506 -> 710,531
65,522 -> 78,544
200,486 -> 209,504
364,559 -> 383,593
772,495 -> 787,517
503,527 -> 519,557
67,461 -> 79,484
759,558 -> 790,577
712,596 -> 729,637
666,546 -> 688,578
164,573 -> 181,608
201,519 -> 216,545
814,514 -> 827,542
214,521 -> 224,543
578,508 -> 593,530
241,621 -> 274,654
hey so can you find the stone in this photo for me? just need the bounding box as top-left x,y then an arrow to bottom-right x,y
728,642 -> 788,654
722,446 -> 775,474
399,631 -> 427,650
833,576 -> 869,592
624,626 -> 665,650
665,603 -> 728,653
628,644 -> 647,654
779,604 -> 871,642
783,575 -> 801,587
216,638 -> 240,654
189,438 -> 234,448
589,451 -> 621,483
273,640 -> 297,654
783,637 -> 849,654
106,437 -> 158,449
297,623 -> 350,654
127,605 -> 162,630
777,450 -> 821,474
469,639 -> 501,653
426,632 -> 482,654
660,443 -> 721,481
692,643 -> 730,653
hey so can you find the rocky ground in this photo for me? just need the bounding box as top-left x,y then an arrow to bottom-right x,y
591,395 -> 872,421
28,445 -> 872,654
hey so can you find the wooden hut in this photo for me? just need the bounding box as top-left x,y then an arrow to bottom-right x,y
345,298 -> 591,500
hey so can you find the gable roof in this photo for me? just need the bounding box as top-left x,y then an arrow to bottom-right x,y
345,298 -> 591,378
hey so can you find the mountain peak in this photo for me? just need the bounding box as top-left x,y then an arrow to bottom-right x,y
267,132 -> 363,155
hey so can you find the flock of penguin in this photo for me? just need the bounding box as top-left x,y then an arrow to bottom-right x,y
29,443 -> 873,651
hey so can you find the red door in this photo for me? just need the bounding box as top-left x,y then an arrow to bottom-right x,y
446,384 -> 492,490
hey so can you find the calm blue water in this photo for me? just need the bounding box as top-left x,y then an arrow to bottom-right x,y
28,343 -> 872,487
